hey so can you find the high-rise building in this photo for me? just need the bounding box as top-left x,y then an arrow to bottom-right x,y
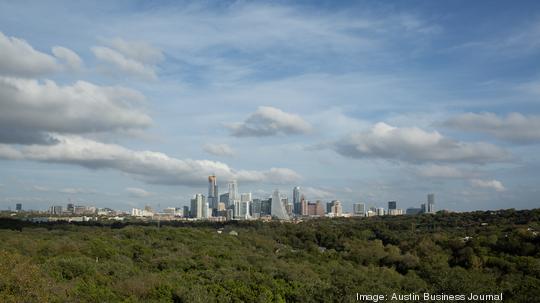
49,205 -> 63,215
228,180 -> 239,209
208,175 -> 219,210
183,206 -> 190,218
293,186 -> 301,215
421,203 -> 427,213
260,199 -> 271,215
353,203 -> 365,216
220,193 -> 229,206
251,198 -> 261,218
15,203 -> 22,211
190,194 -> 204,219
239,192 -> 252,219
271,189 -> 290,220
388,201 -> 397,210
66,203 -> 74,213
300,195 -> 308,216
376,207 -> 385,216
427,193 -> 435,213
308,200 -> 325,216
328,200 -> 342,217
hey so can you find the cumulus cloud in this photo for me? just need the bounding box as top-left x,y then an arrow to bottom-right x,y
126,187 -> 153,198
443,112 -> 540,144
0,31 -> 59,76
0,135 -> 301,186
470,179 -> 506,192
228,106 -> 312,137
333,122 -> 508,164
203,143 -> 236,157
0,77 -> 151,144
52,46 -> 83,70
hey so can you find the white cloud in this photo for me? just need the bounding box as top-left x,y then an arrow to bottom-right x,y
92,46 -> 156,80
228,106 -> 312,137
0,135 -> 301,186
0,77 -> 151,144
125,187 -> 152,198
443,112 -> 540,144
301,187 -> 334,200
203,143 -> 236,157
52,46 -> 83,70
470,179 -> 506,192
92,42 -> 161,80
107,38 -> 164,64
0,31 -> 59,76
333,122 -> 509,164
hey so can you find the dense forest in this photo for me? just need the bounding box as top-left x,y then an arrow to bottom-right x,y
0,209 -> 539,302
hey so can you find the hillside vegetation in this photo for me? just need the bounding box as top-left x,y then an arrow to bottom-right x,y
0,209 -> 539,302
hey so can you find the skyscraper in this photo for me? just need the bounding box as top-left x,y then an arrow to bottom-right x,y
15,203 -> 22,211
353,203 -> 365,216
190,194 -> 204,219
240,192 -> 252,219
228,180 -> 238,209
208,175 -> 218,209
388,201 -> 397,210
427,193 -> 435,213
300,195 -> 308,216
293,186 -> 301,215
271,189 -> 290,220
328,200 -> 342,217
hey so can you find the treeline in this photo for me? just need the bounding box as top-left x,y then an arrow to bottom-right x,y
0,209 -> 539,302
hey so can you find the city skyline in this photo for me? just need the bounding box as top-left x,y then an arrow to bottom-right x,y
1,1 -> 540,212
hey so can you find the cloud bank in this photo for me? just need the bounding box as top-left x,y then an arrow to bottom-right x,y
0,135 -> 301,186
333,122 -> 508,164
229,106 -> 312,137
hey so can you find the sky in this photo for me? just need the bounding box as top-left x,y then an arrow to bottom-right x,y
1,0 -> 540,212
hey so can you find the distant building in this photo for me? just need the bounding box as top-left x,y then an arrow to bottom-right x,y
388,209 -> 403,216
293,186 -> 301,215
421,203 -> 426,213
271,189 -> 290,220
228,180 -> 239,209
327,200 -> 342,217
190,194 -> 204,219
208,175 -> 219,210
251,198 -> 261,218
406,207 -> 422,215
183,206 -> 190,218
15,203 -> 22,211
427,193 -> 435,213
260,199 -> 271,215
66,203 -> 74,213
219,193 -> 229,206
308,200 -> 325,216
376,207 -> 385,216
300,195 -> 308,216
388,201 -> 397,210
131,208 -> 153,217
353,203 -> 365,216
49,205 -> 63,215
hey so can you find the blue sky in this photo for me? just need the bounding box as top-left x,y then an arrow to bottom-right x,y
1,1 -> 539,212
